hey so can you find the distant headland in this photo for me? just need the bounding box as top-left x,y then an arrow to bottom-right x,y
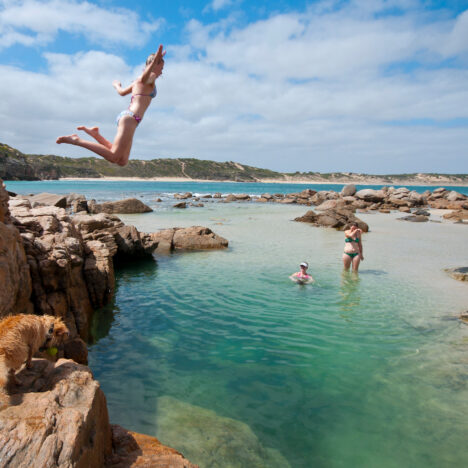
1,142 -> 467,186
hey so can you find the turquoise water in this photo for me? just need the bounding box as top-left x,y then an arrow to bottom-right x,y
5,179 -> 468,203
6,181 -> 468,467
88,203 -> 467,468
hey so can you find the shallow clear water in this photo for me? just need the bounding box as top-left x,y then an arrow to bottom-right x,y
81,202 -> 468,468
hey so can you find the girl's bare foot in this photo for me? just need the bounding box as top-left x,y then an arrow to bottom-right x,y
77,126 -> 100,138
56,134 -> 80,144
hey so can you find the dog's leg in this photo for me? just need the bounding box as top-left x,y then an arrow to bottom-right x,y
8,368 -> 19,386
26,346 -> 33,369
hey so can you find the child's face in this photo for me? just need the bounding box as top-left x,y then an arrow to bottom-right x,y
300,266 -> 307,273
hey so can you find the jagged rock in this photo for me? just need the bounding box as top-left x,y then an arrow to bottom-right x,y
107,424 -> 198,468
72,199 -> 88,213
213,193 -> 222,198
173,202 -> 187,209
0,182 -> 33,318
235,194 -> 250,200
355,189 -> 385,202
224,194 -> 237,202
261,193 -> 273,200
201,194 -> 212,199
279,198 -> 296,204
66,193 -> 86,206
295,208 -> 369,232
90,198 -> 153,214
113,225 -> 159,261
399,206 -> 411,213
0,359 -> 112,468
11,206 -> 94,338
155,198 -> 162,202
445,267 -> 468,282
151,226 -> 228,252
26,192 -> 68,209
341,184 -> 356,196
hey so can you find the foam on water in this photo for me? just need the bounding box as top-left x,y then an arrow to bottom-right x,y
84,202 -> 468,468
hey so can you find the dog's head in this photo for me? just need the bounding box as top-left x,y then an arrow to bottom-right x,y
44,316 -> 70,345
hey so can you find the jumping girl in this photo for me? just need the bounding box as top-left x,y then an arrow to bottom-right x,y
56,44 -> 166,167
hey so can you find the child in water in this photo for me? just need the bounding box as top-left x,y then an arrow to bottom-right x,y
290,262 -> 315,284
56,44 -> 166,167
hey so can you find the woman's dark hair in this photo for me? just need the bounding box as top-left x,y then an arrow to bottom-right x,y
347,221 -> 358,229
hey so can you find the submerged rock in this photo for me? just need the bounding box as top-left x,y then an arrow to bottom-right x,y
108,424 -> 198,468
445,267 -> 468,282
156,396 -> 291,468
397,215 -> 429,222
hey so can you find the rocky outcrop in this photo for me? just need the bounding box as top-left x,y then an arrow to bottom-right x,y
0,182 -> 33,318
151,226 -> 228,253
10,204 -> 95,340
89,198 -> 153,215
295,208 -> 369,232
6,196 -> 159,341
445,267 -> 468,282
0,359 -> 112,468
0,359 -> 197,468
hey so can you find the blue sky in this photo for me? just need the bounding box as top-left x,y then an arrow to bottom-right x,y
0,0 -> 467,173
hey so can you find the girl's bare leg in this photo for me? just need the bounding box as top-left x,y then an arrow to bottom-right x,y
342,253 -> 352,271
77,126 -> 112,149
57,118 -> 136,166
352,255 -> 361,272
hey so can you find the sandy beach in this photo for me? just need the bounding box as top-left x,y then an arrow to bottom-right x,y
58,176 -> 468,187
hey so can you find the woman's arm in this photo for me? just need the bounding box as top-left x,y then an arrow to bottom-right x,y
140,45 -> 166,84
358,233 -> 364,260
113,80 -> 133,96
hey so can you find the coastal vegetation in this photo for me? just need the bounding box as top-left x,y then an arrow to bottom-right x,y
2,142 -> 467,185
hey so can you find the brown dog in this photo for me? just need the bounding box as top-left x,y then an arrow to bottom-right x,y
0,314 -> 70,390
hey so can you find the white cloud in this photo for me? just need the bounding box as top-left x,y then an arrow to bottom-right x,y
0,0 -> 161,48
204,0 -> 235,13
0,0 -> 467,173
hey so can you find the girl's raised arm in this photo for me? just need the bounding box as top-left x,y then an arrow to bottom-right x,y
140,44 -> 166,83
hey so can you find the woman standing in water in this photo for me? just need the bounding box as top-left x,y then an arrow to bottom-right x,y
342,222 -> 364,272
56,45 -> 166,167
